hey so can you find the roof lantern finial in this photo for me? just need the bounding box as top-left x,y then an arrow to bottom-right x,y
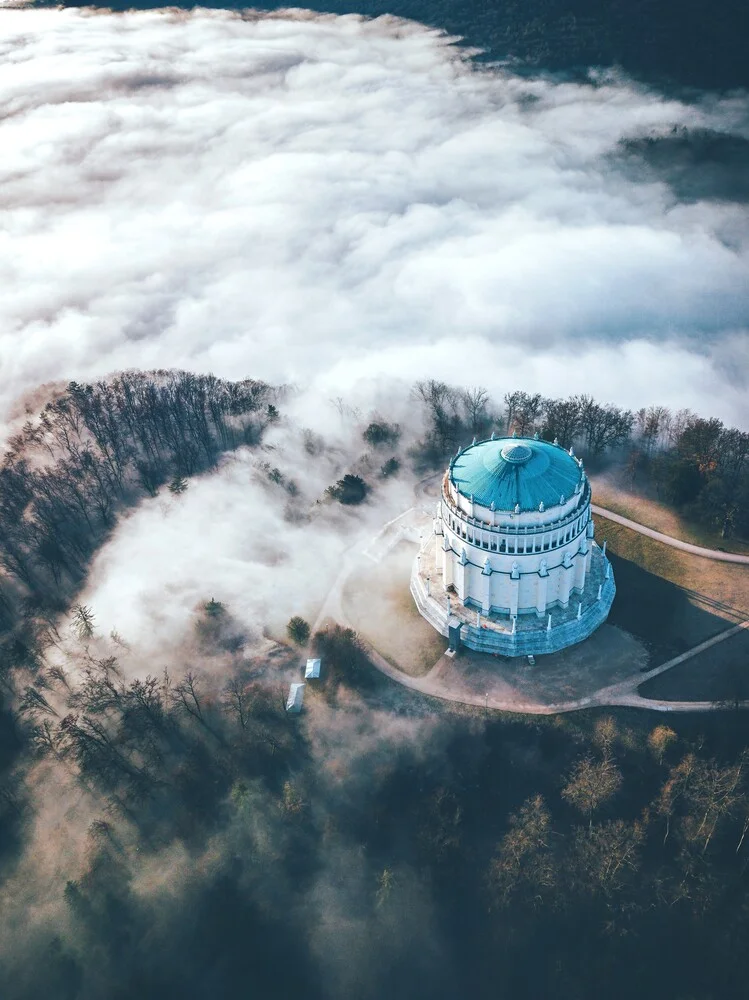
472,436 -> 477,446
538,501 -> 545,512
534,431 -> 539,440
560,494 -> 565,504
569,446 -> 575,457
553,436 -> 559,445
490,430 -> 496,440
490,501 -> 495,512
514,503 -> 520,514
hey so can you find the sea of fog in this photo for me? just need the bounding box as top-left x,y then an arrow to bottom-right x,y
0,13 -> 747,995
1,6 -> 748,437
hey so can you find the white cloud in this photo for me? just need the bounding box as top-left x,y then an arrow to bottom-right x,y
76,444 -> 413,660
0,5 -> 747,432
1,11 -> 747,961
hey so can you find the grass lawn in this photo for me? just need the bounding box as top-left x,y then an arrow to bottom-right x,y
341,541 -> 446,676
590,475 -> 749,556
597,518 -> 749,663
638,629 -> 749,702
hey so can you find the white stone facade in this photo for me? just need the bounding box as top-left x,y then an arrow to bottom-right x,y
435,465 -> 594,618
412,436 -> 615,656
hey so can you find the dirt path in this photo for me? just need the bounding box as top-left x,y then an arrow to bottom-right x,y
592,505 -> 749,565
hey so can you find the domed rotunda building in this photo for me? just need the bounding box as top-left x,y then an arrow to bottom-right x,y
410,434 -> 615,657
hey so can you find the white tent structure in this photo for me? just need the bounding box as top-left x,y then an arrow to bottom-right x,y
305,658 -> 321,679
286,682 -> 305,713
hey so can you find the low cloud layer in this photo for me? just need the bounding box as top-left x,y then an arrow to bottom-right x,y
76,427 -> 415,660
1,6 -> 748,432
1,12 -> 748,995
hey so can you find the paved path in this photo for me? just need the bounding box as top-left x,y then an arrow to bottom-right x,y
592,505 -> 749,564
582,618 -> 749,713
353,615 -> 749,716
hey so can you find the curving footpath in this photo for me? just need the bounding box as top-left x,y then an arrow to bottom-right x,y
592,505 -> 749,564
353,612 -> 749,717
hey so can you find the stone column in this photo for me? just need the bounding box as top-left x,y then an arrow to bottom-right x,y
456,547 -> 468,602
559,552 -> 573,608
536,559 -> 549,617
509,562 -> 520,617
481,558 -> 492,614
433,510 -> 443,575
442,535 -> 453,588
574,542 -> 588,592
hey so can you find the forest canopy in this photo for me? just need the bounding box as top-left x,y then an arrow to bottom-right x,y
0,369 -> 747,1000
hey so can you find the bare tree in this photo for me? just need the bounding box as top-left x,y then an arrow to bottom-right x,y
329,396 -> 360,425
576,396 -> 633,455
225,677 -> 249,729
647,725 -> 677,764
174,671 -> 204,723
413,379 -> 461,453
542,396 -> 581,446
636,405 -> 670,454
460,386 -> 490,435
504,391 -> 543,436
562,755 -> 623,827
71,603 -> 96,642
667,408 -> 694,447
488,794 -> 554,907
570,819 -> 644,897
678,416 -> 724,473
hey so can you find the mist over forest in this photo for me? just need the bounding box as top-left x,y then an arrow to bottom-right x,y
0,6 -> 748,1000
0,366 -> 747,999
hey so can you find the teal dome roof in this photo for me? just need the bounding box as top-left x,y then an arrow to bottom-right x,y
449,436 -> 584,513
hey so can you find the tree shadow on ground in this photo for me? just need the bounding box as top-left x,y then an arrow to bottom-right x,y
0,692 -> 25,872
639,628 -> 749,703
606,552 -> 745,664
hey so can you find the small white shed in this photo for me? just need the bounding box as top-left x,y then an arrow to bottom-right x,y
286,682 -> 306,713
305,658 -> 321,679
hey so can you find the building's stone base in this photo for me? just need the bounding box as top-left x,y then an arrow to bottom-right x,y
411,538 -> 615,658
